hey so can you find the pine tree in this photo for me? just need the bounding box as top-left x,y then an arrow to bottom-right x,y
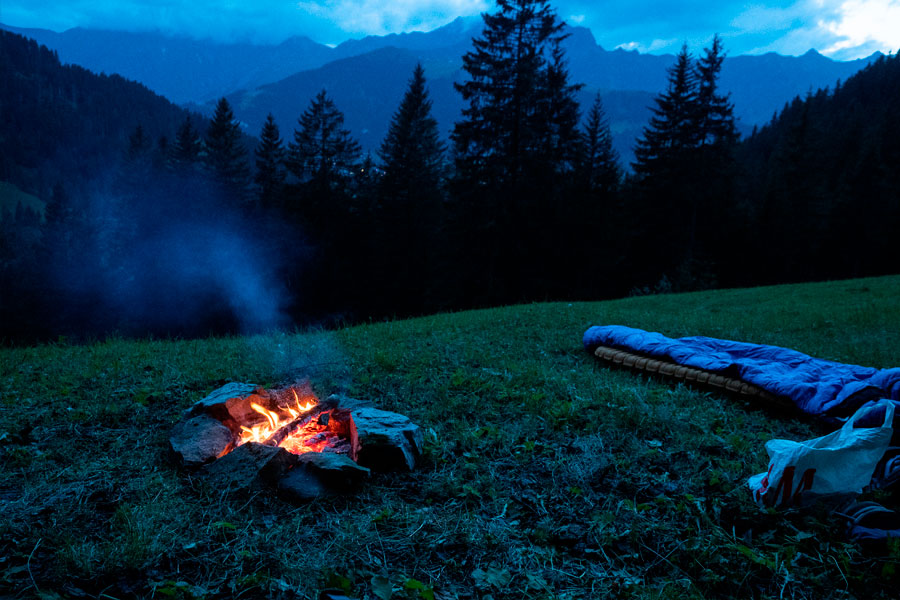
287,90 -> 361,191
696,35 -> 737,148
376,64 -> 446,315
169,115 -> 202,173
631,39 -> 740,290
205,97 -> 250,205
692,35 -> 740,281
119,124 -> 153,195
633,44 -> 699,177
448,0 -> 584,304
254,113 -> 286,210
379,63 -> 445,201
581,93 -> 621,195
538,42 -> 583,174
452,0 -> 581,189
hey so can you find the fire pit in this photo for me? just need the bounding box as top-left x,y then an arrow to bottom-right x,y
169,383 -> 423,502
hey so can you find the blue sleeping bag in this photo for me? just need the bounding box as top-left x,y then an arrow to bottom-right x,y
584,325 -> 900,421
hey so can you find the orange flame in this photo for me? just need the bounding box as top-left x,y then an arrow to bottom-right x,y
237,389 -> 318,446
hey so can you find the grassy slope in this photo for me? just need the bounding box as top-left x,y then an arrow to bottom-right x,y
2,275 -> 899,599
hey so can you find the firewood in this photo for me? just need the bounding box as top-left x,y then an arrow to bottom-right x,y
262,397 -> 337,447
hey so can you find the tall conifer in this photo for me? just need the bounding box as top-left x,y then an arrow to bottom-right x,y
205,97 -> 250,205
254,113 -> 286,210
379,64 -> 445,200
287,90 -> 361,191
581,93 -> 621,195
169,115 -> 202,173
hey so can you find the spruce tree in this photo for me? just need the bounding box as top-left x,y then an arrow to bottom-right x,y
631,39 -> 739,290
449,0 -> 584,304
633,44 -> 698,177
379,63 -> 445,201
169,115 -> 202,173
287,90 -> 361,191
254,113 -> 286,210
692,35 -> 740,281
581,93 -> 621,195
376,64 -> 446,315
452,0 -> 581,189
630,45 -> 700,287
205,97 -> 250,205
695,35 -> 737,148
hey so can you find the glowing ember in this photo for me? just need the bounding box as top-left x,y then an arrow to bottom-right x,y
237,388 -> 319,447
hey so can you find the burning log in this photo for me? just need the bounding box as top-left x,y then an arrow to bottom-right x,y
261,397 -> 338,448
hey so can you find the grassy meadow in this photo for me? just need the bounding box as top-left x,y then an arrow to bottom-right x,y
2,275 -> 899,599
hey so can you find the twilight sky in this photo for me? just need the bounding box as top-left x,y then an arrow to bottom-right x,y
1,0 -> 898,59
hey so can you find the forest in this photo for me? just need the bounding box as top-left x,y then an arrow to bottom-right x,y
1,0 -> 899,343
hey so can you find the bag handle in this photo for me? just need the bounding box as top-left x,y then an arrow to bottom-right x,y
844,399 -> 897,431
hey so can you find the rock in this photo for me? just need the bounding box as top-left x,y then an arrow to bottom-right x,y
327,394 -> 375,412
298,452 -> 370,490
187,382 -> 258,417
277,452 -> 370,503
169,414 -> 234,468
201,442 -> 297,493
185,383 -> 285,432
352,407 -> 424,471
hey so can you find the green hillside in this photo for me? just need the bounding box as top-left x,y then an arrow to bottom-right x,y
2,275 -> 899,598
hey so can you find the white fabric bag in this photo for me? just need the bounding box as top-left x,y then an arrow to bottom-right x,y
749,399 -> 895,508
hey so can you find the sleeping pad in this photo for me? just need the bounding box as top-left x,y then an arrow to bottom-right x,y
583,325 -> 900,422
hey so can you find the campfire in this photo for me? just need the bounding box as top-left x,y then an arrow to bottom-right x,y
231,387 -> 357,459
169,383 -> 422,502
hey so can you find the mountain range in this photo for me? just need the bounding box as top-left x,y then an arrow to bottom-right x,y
1,18 -> 882,160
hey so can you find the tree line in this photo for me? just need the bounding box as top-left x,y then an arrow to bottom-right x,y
1,0 -> 898,342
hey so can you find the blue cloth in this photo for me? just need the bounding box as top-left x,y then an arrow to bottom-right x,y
584,325 -> 900,420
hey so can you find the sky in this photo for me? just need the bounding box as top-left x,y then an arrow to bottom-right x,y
1,0 -> 898,60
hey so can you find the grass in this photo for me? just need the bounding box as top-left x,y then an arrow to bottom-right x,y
2,275 -> 899,599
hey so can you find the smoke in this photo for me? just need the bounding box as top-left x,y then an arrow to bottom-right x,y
42,181 -> 305,340
108,218 -> 291,335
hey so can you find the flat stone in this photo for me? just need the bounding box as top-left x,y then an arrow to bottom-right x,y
277,453 -> 370,503
327,394 -> 375,412
352,407 -> 424,471
185,383 -> 287,433
202,442 -> 297,493
169,414 -> 234,468
298,452 -> 370,490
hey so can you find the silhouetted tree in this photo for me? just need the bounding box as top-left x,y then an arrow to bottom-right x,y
287,90 -> 361,193
449,0 -> 583,304
376,63 -> 446,314
254,113 -> 286,211
205,97 -> 250,205
379,64 -> 445,200
283,90 -> 361,317
633,45 -> 698,178
632,42 -> 735,289
580,93 -> 620,195
169,115 -> 203,174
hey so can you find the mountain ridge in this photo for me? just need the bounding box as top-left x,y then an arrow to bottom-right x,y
2,19 -> 881,160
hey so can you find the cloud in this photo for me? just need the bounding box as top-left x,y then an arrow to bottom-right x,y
735,0 -> 899,58
819,0 -> 900,57
295,0 -> 489,36
2,0 -> 897,57
616,38 -> 679,53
